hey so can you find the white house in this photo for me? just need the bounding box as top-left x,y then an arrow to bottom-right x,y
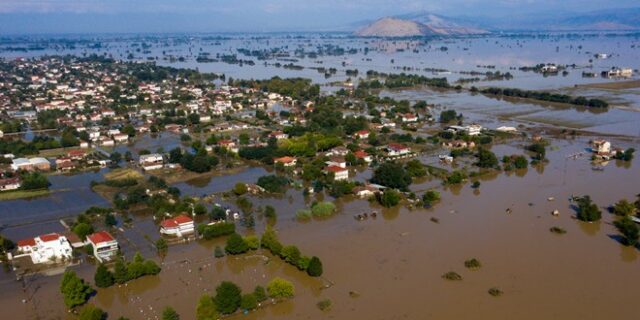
591,139 -> 611,155
160,214 -> 195,237
87,231 -> 118,263
353,130 -> 370,139
17,233 -> 73,264
139,154 -> 164,171
274,156 -> 297,167
325,165 -> 349,181
0,177 -> 21,191
447,124 -> 482,136
386,144 -> 411,157
401,113 -> 418,123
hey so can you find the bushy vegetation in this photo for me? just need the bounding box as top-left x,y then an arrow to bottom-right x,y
481,87 -> 608,108
261,227 -> 322,275
614,216 -> 639,246
377,189 -> 401,208
103,253 -> 161,286
267,277 -> 295,299
60,271 -> 94,308
371,162 -> 412,191
442,271 -> 463,281
256,175 -> 289,193
575,196 -> 601,222
197,222 -> 236,240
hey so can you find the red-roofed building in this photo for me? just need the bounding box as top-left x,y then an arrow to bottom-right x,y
17,233 -> 72,264
386,144 -> 411,157
354,150 -> 373,163
324,165 -> 349,181
274,156 -> 297,167
87,231 -> 118,262
160,214 -> 195,237
354,130 -> 370,139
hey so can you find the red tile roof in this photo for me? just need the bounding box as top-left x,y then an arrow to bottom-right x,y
88,231 -> 115,244
39,233 -> 61,242
274,156 -> 296,164
17,238 -> 36,247
161,214 -> 193,228
325,165 -> 348,173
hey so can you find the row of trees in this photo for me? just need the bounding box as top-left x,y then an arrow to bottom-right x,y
481,87 -> 608,108
261,227 -> 323,277
94,253 -> 161,288
197,277 -> 295,318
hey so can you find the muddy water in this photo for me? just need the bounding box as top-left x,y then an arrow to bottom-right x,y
3,135 -> 638,319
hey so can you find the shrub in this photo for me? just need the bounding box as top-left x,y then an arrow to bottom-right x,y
245,235 -> 260,250
442,271 -> 462,281
378,189 -> 401,208
196,294 -> 218,320
488,287 -> 503,297
162,306 -> 180,320
94,264 -> 114,288
576,196 -> 601,222
60,271 -> 94,308
256,175 -> 289,193
549,227 -> 566,234
214,281 -> 242,315
254,286 -> 267,302
614,216 -> 639,246
307,256 -> 323,277
464,258 -> 481,270
214,246 -> 225,258
296,209 -> 312,220
612,199 -> 636,216
317,299 -> 332,311
78,305 -> 106,320
240,293 -> 258,310
198,222 -> 235,240
225,233 -> 249,255
267,277 -> 295,299
311,201 -> 337,217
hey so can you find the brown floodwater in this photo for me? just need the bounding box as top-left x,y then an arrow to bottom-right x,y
2,134 -> 639,320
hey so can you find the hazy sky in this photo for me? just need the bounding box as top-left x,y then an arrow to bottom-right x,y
0,0 -> 637,34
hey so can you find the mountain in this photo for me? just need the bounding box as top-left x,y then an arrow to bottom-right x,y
354,8 -> 640,36
355,13 -> 489,37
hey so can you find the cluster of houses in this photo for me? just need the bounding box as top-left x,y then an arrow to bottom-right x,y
591,139 -> 626,160
11,213 -> 197,266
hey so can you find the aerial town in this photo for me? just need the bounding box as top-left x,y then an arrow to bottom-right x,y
1,2 -> 640,320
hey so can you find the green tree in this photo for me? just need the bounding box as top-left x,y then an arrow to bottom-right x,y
72,222 -> 94,241
214,281 -> 242,315
225,233 -> 249,255
371,162 -> 412,191
162,306 -> 180,320
576,196 -> 602,222
264,205 -> 277,222
60,271 -> 94,309
233,183 -> 248,195
612,199 -> 636,216
405,159 -> 427,177
476,148 -> 498,168
254,286 -> 267,302
94,264 -> 114,288
104,213 -> 117,227
196,294 -> 218,320
513,155 -> 528,169
113,258 -> 129,284
422,190 -> 441,207
240,293 -> 258,310
267,277 -> 295,299
378,189 -> 401,208
307,256 -> 323,277
614,216 -> 639,246
78,305 -> 105,320
156,238 -> 168,255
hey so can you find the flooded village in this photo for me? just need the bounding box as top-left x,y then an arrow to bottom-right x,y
0,31 -> 639,320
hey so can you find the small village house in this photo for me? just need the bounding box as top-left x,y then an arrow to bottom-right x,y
87,231 -> 118,263
160,214 -> 196,237
17,233 -> 73,264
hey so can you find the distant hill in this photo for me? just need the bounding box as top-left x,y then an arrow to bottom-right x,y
355,13 -> 489,37
354,9 -> 640,36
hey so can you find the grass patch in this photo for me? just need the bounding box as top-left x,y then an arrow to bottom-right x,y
488,287 -> 503,297
464,258 -> 482,270
0,188 -> 52,200
549,226 -> 567,234
442,271 -> 462,281
103,168 -> 144,181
